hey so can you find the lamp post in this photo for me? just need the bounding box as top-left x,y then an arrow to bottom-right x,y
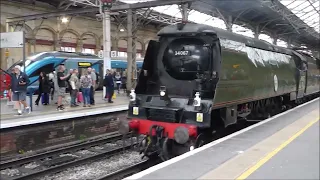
100,0 -> 113,99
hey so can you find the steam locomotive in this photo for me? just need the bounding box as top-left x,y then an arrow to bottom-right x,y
119,23 -> 320,161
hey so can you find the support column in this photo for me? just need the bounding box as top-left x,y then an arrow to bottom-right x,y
111,40 -> 118,52
54,40 -> 61,51
225,15 -> 233,32
254,26 -> 260,39
180,3 -> 189,22
272,37 -> 277,45
287,37 -> 292,48
271,33 -> 278,45
102,9 -> 112,98
4,23 -> 9,69
76,42 -> 83,52
28,38 -> 36,55
127,9 -> 133,93
132,11 -> 138,88
95,44 -> 101,55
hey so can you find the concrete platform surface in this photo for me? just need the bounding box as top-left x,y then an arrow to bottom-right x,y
124,98 -> 319,180
0,91 -> 129,129
246,120 -> 319,180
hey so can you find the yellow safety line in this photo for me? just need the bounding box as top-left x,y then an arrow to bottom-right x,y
236,118 -> 320,180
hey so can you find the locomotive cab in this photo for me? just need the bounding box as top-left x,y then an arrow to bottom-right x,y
120,23 -> 222,160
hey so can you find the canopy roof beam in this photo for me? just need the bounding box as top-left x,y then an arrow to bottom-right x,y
7,0 -> 194,23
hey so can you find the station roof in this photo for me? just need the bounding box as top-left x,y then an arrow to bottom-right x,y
6,0 -> 320,49
280,0 -> 319,33
190,0 -> 319,48
121,0 -> 319,49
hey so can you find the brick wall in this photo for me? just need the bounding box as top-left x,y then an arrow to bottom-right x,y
0,1 -> 159,69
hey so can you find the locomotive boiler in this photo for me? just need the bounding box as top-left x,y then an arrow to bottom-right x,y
119,23 -> 320,161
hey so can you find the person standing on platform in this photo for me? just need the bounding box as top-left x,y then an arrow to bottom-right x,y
114,72 -> 122,94
104,69 -> 114,103
69,69 -> 80,107
66,69 -> 73,95
57,64 -> 70,111
11,65 -> 31,116
121,70 -> 127,94
52,70 -> 60,104
48,71 -> 55,101
87,67 -> 96,105
80,69 -> 92,107
35,72 -> 50,106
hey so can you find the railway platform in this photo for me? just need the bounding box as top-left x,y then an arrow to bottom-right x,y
125,98 -> 320,180
0,91 -> 129,129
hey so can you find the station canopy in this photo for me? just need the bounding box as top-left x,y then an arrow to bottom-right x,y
121,0 -> 319,48
280,0 -> 319,33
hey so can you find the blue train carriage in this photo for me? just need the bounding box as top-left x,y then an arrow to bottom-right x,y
8,51 -> 143,92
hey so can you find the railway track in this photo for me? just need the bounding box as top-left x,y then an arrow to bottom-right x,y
0,132 -> 140,180
98,159 -> 160,180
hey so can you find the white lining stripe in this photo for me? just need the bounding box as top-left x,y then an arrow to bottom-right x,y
124,98 -> 319,180
1,105 -> 128,129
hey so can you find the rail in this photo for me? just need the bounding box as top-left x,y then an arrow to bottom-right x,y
97,159 -> 160,180
0,132 -> 138,180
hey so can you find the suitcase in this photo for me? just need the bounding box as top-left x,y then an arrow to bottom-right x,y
77,92 -> 83,103
41,93 -> 49,104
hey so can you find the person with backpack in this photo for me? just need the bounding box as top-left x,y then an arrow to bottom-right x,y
80,69 -> 92,107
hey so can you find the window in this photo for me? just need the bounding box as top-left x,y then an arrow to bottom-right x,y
61,47 -> 76,52
82,48 -> 95,54
29,63 -> 55,78
118,51 -> 127,57
98,51 -> 141,58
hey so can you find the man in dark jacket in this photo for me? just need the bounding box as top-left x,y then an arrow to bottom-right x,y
104,69 -> 114,103
11,65 -> 31,116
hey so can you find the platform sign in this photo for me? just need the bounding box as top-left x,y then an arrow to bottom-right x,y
98,50 -> 103,58
78,62 -> 92,68
0,32 -> 24,48
111,51 -> 117,57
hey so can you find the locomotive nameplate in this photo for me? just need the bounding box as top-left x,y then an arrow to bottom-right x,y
174,50 -> 190,56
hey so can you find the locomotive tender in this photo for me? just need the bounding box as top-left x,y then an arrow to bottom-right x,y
119,23 -> 320,160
